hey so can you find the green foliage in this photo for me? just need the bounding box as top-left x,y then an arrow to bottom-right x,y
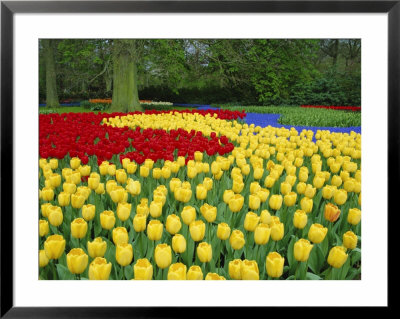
89,103 -> 110,112
80,100 -> 92,109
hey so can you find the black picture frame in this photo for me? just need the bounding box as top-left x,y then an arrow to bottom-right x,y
1,0 -> 394,316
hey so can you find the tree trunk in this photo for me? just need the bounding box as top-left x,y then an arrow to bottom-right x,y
43,39 -> 60,108
111,41 -> 143,112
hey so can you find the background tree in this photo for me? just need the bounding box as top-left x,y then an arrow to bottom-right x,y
42,39 -> 60,108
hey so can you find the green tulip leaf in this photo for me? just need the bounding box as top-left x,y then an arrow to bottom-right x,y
124,265 -> 133,280
56,264 -> 75,280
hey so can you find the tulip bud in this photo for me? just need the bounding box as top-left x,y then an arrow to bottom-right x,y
82,204 -> 95,221
241,259 -> 259,280
296,182 -> 306,194
166,214 -> 182,235
41,187 -> 54,201
244,212 -> 260,232
347,208 -> 361,225
39,249 -> 49,268
304,184 -> 316,199
189,220 -> 206,242
87,237 -> 107,258
259,210 -> 271,225
49,173 -> 61,188
71,218 -> 88,239
327,246 -> 348,268
155,244 -> 172,269
205,273 -> 226,280
70,157 -> 81,169
166,262 -> 187,280
228,194 -> 244,213
144,159 -> 154,169
112,227 -> 129,246
270,222 -> 284,241
116,243 -> 133,267
253,167 -> 264,180
48,206 -> 63,227
67,248 -> 88,274
284,192 -> 297,207
172,234 -> 187,254
308,223 -> 328,244
49,158 -> 58,170
266,252 -> 284,278
200,204 -> 217,223
300,197 -> 313,214
100,210 -> 116,230
139,165 -> 149,178
334,189 -> 348,206
250,182 -> 261,195
248,194 -> 261,211
169,178 -> 182,193
187,265 -> 203,280
133,258 -> 153,280
197,242 -> 212,263
180,206 -> 196,225
228,259 -> 242,280
152,168 -> 162,179
280,182 -> 292,195
174,187 -> 192,203
269,195 -> 283,210
293,210 -> 308,229
229,230 -> 245,250
324,203 -> 341,222
126,180 -> 141,196
147,220 -> 163,241
232,180 -> 244,193
254,223 -> 271,245
217,223 -> 231,240
39,220 -> 49,237
194,151 -> 203,162
196,184 -> 207,200
294,239 -> 313,262
89,257 -> 112,280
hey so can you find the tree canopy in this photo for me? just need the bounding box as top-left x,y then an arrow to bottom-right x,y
39,39 -> 361,108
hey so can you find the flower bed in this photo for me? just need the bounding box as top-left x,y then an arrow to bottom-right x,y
301,105 -> 361,112
38,110 -> 361,281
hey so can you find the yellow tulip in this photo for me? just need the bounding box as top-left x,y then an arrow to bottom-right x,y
71,218 -> 88,239
304,184 -> 316,198
116,243 -> 133,266
293,210 -> 308,229
269,195 -> 283,210
327,246 -> 348,268
39,220 -> 49,237
134,258 -> 153,280
284,192 -> 297,207
308,223 -> 328,244
200,204 -> 217,223
229,259 -> 242,280
89,257 -> 112,280
100,210 -> 116,230
187,265 -> 203,280
197,242 -> 212,263
260,209 -> 272,225
49,173 -> 61,188
57,192 -> 70,207
139,165 -> 149,178
334,189 -> 348,206
228,194 -> 244,213
87,237 -> 107,258
126,180 -> 141,196
196,184 -> 207,200
44,234 -> 66,259
71,192 -> 85,209
112,227 -> 129,246
300,197 -> 313,214
181,206 -> 196,225
152,168 -> 162,179
189,220 -> 206,242
229,230 -> 245,250
166,214 -> 182,235
172,234 -> 187,253
294,239 -> 313,262
39,250 -> 49,268
296,182 -> 306,194
205,272 -> 226,280
254,223 -> 271,245
41,187 -> 54,201
174,187 -> 192,203
167,262 -> 187,280
248,194 -> 261,211
241,259 -> 259,280
266,252 -> 284,278
147,220 -> 163,241
244,212 -> 260,232
347,208 -> 361,225
270,222 -> 284,241
82,204 -> 95,221
154,244 -> 172,269
95,183 -> 105,195
280,182 -> 292,195
70,157 -> 81,169
47,206 -> 63,227
217,222 -> 231,240
67,248 -> 88,274
232,180 -> 244,193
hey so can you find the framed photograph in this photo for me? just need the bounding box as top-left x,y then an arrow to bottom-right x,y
1,0 -> 394,316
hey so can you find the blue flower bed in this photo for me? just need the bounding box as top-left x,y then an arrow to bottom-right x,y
39,102 -> 81,107
244,112 -> 361,138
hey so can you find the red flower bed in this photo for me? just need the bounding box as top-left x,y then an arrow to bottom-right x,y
301,105 -> 361,111
39,110 -> 239,164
